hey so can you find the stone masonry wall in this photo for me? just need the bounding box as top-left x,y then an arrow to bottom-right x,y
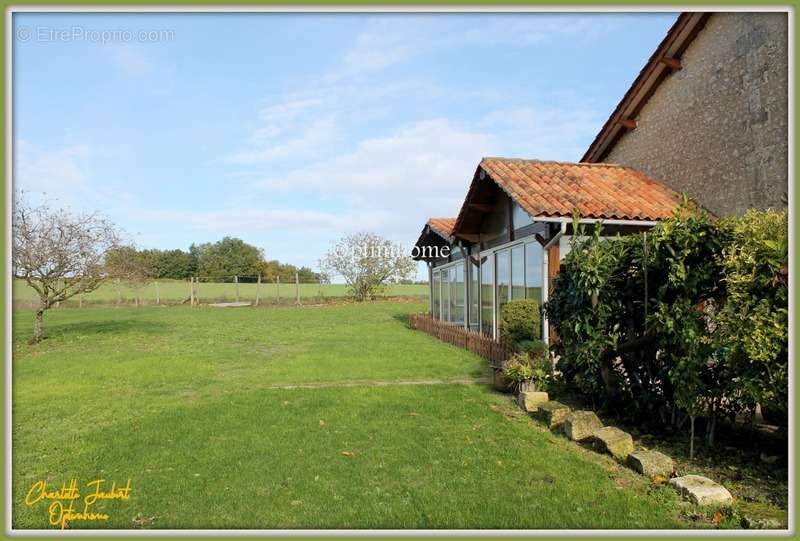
603,12 -> 788,216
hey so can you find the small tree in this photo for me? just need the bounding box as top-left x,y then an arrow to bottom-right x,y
320,232 -> 416,301
105,246 -> 153,306
13,199 -> 120,343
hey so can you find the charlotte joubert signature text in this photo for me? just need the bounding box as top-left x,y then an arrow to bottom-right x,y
25,478 -> 132,529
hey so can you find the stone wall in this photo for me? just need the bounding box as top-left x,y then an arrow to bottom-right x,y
603,12 -> 788,216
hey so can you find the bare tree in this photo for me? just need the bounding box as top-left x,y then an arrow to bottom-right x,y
320,232 -> 416,301
13,199 -> 120,343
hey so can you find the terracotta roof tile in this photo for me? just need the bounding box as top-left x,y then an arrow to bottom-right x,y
427,217 -> 457,239
462,157 -> 681,225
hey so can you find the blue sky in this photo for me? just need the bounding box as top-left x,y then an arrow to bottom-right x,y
13,12 -> 677,278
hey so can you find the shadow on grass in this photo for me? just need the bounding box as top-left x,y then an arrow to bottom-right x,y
390,311 -> 413,327
44,319 -> 168,339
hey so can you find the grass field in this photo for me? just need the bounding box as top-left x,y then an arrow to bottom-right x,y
12,278 -> 428,306
12,302 -> 694,530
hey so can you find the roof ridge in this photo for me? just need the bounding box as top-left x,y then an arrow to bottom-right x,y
481,156 -> 625,168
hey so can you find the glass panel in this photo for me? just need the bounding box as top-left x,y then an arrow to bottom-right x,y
496,250 -> 510,323
525,242 -> 544,306
469,258 -> 480,328
432,270 -> 441,319
512,201 -> 533,229
452,265 -> 465,326
441,268 -> 447,321
511,246 -> 525,300
480,255 -> 493,336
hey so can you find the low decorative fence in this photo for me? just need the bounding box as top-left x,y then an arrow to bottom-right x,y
408,313 -> 512,367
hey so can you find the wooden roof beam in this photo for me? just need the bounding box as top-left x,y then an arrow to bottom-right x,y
660,56 -> 682,72
618,119 -> 637,130
469,202 -> 494,212
456,232 -> 480,242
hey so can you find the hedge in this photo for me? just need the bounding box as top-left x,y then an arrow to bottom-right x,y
545,202 -> 788,452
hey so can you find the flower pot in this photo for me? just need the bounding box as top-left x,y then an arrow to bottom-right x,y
517,380 -> 537,394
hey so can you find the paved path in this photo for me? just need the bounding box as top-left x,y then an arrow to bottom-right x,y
267,377 -> 491,390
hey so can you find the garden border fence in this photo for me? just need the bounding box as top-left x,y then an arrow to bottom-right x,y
408,313 -> 512,367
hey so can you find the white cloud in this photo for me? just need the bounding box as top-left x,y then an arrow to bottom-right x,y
110,45 -> 155,77
340,19 -> 423,74
136,207 -> 384,234
13,140 -> 92,207
230,115 -> 337,164
252,118 -> 494,239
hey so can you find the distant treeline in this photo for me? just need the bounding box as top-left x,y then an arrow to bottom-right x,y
114,237 -> 325,283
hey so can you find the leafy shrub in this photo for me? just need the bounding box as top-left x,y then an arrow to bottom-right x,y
530,354 -> 553,392
499,299 -> 541,347
502,352 -> 552,392
545,202 -> 788,449
503,353 -> 534,384
717,209 -> 788,418
517,339 -> 548,358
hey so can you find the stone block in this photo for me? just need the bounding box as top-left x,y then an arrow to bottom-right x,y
627,450 -> 674,478
517,391 -> 549,413
592,426 -> 634,460
535,401 -> 571,429
669,475 -> 733,506
564,410 -> 603,441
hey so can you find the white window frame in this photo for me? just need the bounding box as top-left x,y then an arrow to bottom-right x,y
479,237 -> 548,342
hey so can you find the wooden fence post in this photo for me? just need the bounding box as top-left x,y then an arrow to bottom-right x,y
116,278 -> 122,305
195,278 -> 200,305
190,277 -> 195,306
255,274 -> 261,306
276,275 -> 280,303
235,275 -> 239,302
295,272 -> 300,305
155,281 -> 160,305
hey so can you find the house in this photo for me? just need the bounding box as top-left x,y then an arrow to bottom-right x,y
582,12 -> 788,216
414,158 -> 682,341
414,11 -> 788,341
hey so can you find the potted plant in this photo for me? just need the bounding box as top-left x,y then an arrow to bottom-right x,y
502,353 -> 535,394
502,351 -> 553,394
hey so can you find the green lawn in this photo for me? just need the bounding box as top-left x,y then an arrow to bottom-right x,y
12,302 -> 688,529
12,278 -> 427,306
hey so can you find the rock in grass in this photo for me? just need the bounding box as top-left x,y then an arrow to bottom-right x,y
627,450 -> 674,478
591,426 -> 634,459
535,401 -> 571,429
668,475 -> 733,506
564,410 -> 603,441
518,391 -> 549,412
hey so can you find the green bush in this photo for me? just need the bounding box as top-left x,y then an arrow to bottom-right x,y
717,209 -> 788,418
545,202 -> 788,446
503,350 -> 553,392
499,299 -> 541,347
518,339 -> 548,358
503,353 -> 534,384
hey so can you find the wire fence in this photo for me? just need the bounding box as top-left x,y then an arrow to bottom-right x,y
12,275 -> 429,309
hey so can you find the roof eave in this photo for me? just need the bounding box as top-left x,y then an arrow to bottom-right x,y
581,12 -> 711,163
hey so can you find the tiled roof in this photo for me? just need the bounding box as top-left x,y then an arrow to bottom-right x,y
475,157 -> 682,222
427,218 -> 457,239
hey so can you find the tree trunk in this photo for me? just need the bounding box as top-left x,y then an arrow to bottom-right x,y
689,414 -> 696,461
31,307 -> 45,344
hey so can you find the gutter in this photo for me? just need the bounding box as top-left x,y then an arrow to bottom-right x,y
534,216 -> 658,227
